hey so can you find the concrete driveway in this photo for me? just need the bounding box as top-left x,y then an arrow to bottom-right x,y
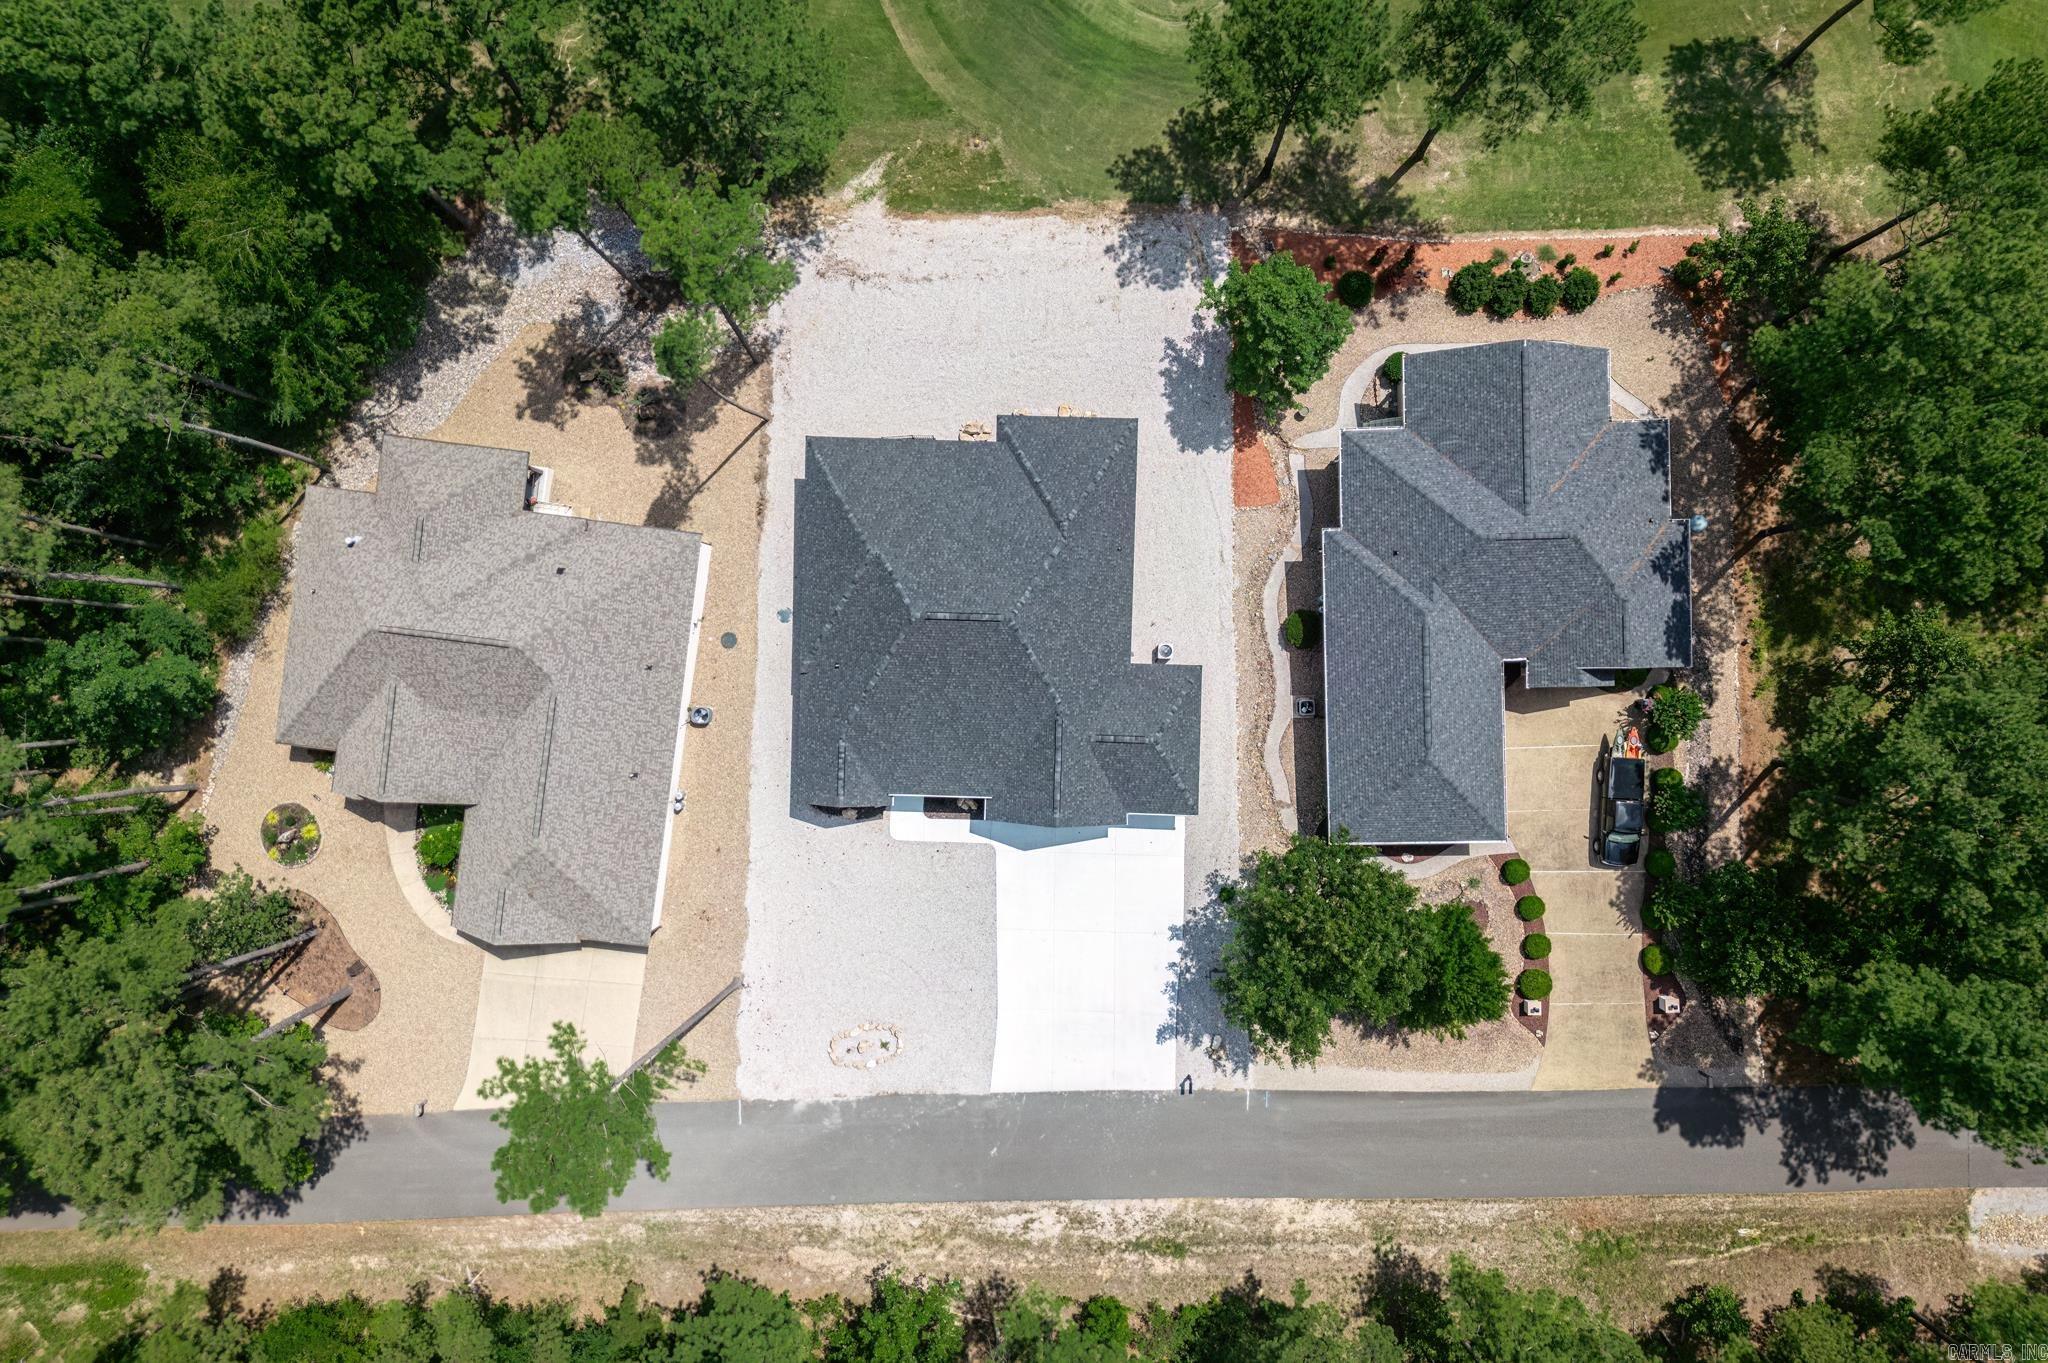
1503,681 -> 1656,1090
455,945 -> 648,1108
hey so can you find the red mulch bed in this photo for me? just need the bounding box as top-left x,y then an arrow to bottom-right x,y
1488,851 -> 1548,1046
274,890 -> 382,1031
1245,227 -> 1702,301
1233,394 -> 1282,507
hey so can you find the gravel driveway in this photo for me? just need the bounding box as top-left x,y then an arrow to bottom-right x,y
738,204 -> 1239,1099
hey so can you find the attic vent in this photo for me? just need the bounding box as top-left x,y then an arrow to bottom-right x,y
924,611 -> 1004,622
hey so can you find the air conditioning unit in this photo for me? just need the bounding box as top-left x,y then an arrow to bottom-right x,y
1656,994 -> 1682,1016
1154,642 -> 1175,662
1521,999 -> 1544,1017
1294,697 -> 1318,719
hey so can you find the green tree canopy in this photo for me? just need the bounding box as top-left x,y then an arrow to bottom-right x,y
1203,253 -> 1350,415
824,1274 -> 966,1363
1183,0 -> 1391,195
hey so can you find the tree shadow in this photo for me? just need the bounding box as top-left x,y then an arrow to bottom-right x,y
1663,38 -> 1823,195
1109,102 -> 1254,209
1268,135 -> 1441,237
1160,865 -> 1256,1080
1160,318 -> 1232,456
1649,1084 -> 1921,1186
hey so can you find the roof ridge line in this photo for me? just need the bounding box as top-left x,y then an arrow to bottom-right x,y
832,617 -> 915,796
1003,424 -> 1068,531
1009,426 -> 1126,626
1517,342 -> 1530,513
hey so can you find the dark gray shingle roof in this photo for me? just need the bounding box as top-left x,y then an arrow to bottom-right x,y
792,416 -> 1200,827
277,436 -> 704,947
1324,341 -> 1692,844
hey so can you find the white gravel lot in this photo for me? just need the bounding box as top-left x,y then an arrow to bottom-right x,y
738,203 -> 1240,1099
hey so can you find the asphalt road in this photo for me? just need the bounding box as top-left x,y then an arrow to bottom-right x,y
5,1087 -> 2045,1230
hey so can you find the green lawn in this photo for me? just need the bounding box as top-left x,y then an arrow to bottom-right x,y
819,0 -> 2048,229
0,1260 -> 148,1362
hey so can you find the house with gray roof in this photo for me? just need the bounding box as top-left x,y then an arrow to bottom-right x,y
1323,341 -> 1691,846
277,436 -> 709,948
791,415 -> 1200,828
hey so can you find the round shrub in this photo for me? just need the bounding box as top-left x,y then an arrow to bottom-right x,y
1669,255 -> 1705,293
1500,857 -> 1531,886
1282,608 -> 1322,650
1561,266 -> 1601,312
1644,682 -> 1707,752
1640,944 -> 1669,976
1645,848 -> 1677,878
1518,969 -> 1553,1000
1556,252 -> 1578,273
1515,894 -> 1546,921
1651,765 -> 1685,792
1522,933 -> 1552,960
1650,779 -> 1708,833
1383,350 -> 1404,384
1335,269 -> 1375,308
1526,274 -> 1563,318
1449,260 -> 1496,314
1487,268 -> 1529,318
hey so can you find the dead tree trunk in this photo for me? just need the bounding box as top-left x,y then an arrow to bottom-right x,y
1820,203 -> 1925,267
17,860 -> 150,895
7,891 -> 82,913
423,188 -> 479,236
165,420 -> 327,471
186,926 -> 320,983
2,568 -> 179,590
14,738 -> 81,750
255,985 -> 353,1040
146,360 -> 262,404
1762,0 -> 1866,88
18,516 -> 160,551
0,591 -> 139,611
36,783 -> 198,809
615,975 -> 743,1089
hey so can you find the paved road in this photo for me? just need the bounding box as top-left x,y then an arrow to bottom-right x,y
5,1087 -> 2045,1230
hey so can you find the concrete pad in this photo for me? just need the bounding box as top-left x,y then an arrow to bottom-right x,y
1506,811 -> 1598,871
1533,874 -> 1643,933
1504,687 -> 1632,746
455,944 -> 648,1109
1532,1004 -> 1657,1089
1504,745 -> 1602,813
1556,936 -> 1647,1002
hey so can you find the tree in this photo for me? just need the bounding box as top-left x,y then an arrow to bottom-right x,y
1202,253 -> 1351,416
1763,0 -> 2009,89
1677,199 -> 1825,325
0,910 -> 328,1230
493,112 -> 659,288
1379,0 -> 1645,198
184,867 -> 301,961
997,1288 -> 1132,1363
1214,835 -> 1426,1065
1753,1300 -> 1885,1363
1446,1258 -> 1647,1363
653,309 -> 725,390
1644,864 -> 1832,1000
476,1020 -> 702,1217
1183,0 -> 1391,196
1403,901 -> 1511,1040
1657,1284 -> 1753,1362
671,1275 -> 815,1363
824,1273 -> 966,1363
586,0 -> 844,197
24,601 -> 218,767
632,176 -> 794,362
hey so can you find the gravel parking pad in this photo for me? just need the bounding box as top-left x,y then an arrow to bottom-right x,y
740,204 -> 1239,1099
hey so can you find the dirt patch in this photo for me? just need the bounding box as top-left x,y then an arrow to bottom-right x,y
0,1189 -> 2003,1329
272,891 -> 381,1031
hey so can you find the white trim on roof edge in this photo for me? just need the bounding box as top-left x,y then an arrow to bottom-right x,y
650,540 -> 714,935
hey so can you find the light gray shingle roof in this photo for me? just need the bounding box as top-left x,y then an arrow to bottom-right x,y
792,416 -> 1200,827
277,436 -> 704,947
1324,341 -> 1691,844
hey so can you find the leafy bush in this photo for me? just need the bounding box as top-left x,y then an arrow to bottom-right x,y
1652,765 -> 1685,791
1556,252 -> 1577,272
1526,274 -> 1563,318
1335,269 -> 1375,308
1487,269 -> 1529,318
1402,900 -> 1511,1039
1284,608 -> 1321,649
1449,261 -> 1496,314
1203,253 -> 1352,413
1669,255 -> 1705,293
1596,243 -> 1615,259
1517,969 -> 1553,1000
41,603 -> 219,767
1522,933 -> 1552,959
1561,266 -> 1601,313
1515,894 -> 1545,921
186,868 -> 302,960
1650,778 -> 1708,832
417,809 -> 465,868
1501,858 -> 1531,886
185,515 -> 287,644
1383,350 -> 1404,384
1640,943 -> 1669,976
1536,244 -> 1557,263
1644,682 -> 1707,752
1645,848 -> 1677,878
1607,271 -> 1623,286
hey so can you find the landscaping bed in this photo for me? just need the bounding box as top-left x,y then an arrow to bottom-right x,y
416,804 -> 465,909
261,801 -> 321,867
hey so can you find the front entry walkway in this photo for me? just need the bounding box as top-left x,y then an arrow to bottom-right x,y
1503,682 -> 1656,1090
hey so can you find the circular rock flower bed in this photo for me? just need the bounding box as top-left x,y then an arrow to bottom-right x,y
262,801 -> 321,867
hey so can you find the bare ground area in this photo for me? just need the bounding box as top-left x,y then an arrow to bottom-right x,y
0,1189 -> 2019,1331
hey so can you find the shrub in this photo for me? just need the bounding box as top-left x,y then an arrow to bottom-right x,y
1383,350 -> 1404,384
186,515 -> 287,644
1650,778 -> 1708,832
1526,274 -> 1563,318
1626,238 -> 1641,255
1515,894 -> 1545,921
1645,848 -> 1677,878
417,811 -> 464,868
46,602 -> 219,767
1517,969 -> 1553,1000
1522,933 -> 1552,959
1561,266 -> 1601,313
1501,858 -> 1531,886
1282,608 -> 1322,649
1487,247 -> 1509,266
1607,271 -> 1623,286
1596,243 -> 1615,259
1644,682 -> 1707,752
186,868 -> 302,960
1669,255 -> 1705,293
1651,766 -> 1685,791
1640,944 -> 1669,976
1448,261 -> 1495,314
1536,244 -> 1558,263
1322,253 -> 1338,271
1487,269 -> 1529,318
1335,269 -> 1375,308
1556,252 -> 1577,273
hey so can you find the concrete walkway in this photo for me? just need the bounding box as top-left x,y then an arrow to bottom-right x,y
1503,682 -> 1656,1090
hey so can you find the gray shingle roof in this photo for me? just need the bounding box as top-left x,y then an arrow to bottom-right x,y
1324,341 -> 1692,845
277,436 -> 705,947
792,416 -> 1200,827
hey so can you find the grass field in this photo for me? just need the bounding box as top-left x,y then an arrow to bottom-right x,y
821,0 -> 2048,229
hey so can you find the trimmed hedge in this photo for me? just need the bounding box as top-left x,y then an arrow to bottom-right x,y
1501,858 -> 1531,886
1561,266 -> 1601,312
1640,944 -> 1669,976
1487,268 -> 1529,318
1651,766 -> 1686,791
1383,350 -> 1404,384
1645,848 -> 1677,878
1282,608 -> 1322,650
1518,969 -> 1554,1000
1335,269 -> 1375,308
1449,260 -> 1495,314
1515,894 -> 1546,921
1522,933 -> 1552,960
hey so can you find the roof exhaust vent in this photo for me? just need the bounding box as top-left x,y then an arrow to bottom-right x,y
1153,642 -> 1174,662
